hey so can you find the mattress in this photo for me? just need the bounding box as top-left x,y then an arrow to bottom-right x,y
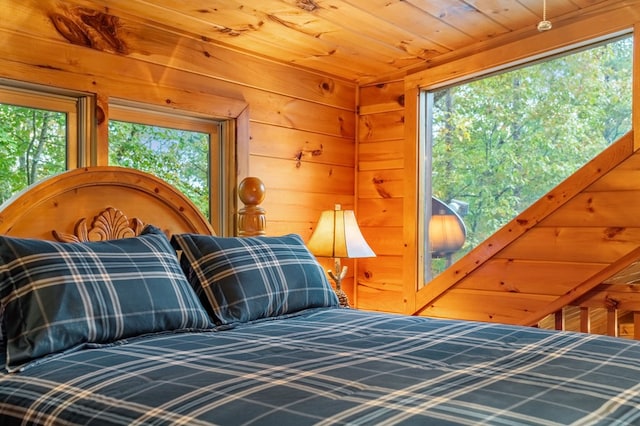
2,307 -> 640,425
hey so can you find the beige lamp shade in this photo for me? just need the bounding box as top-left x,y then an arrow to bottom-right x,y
429,213 -> 466,257
307,205 -> 375,259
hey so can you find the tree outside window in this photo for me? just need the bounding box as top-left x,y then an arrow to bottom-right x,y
425,36 -> 633,281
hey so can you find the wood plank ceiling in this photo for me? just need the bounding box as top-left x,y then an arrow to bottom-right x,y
75,0 -> 622,83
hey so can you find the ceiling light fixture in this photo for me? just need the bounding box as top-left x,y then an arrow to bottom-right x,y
537,0 -> 552,32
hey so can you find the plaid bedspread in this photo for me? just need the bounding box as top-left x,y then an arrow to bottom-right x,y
2,307 -> 640,425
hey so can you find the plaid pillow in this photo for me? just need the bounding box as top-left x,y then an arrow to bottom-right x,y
0,225 -> 213,372
171,234 -> 339,325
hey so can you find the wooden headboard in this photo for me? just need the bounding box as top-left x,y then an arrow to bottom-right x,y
0,167 -> 216,240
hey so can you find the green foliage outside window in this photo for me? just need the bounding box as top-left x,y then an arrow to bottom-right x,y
0,99 -> 212,219
108,120 -> 210,219
429,36 -> 633,276
0,105 -> 66,204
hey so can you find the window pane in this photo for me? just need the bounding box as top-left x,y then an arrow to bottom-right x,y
108,120 -> 211,218
0,104 -> 66,204
426,36 -> 633,281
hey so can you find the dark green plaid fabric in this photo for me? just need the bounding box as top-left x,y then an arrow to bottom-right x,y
0,225 -> 213,372
171,233 -> 338,324
2,309 -> 640,425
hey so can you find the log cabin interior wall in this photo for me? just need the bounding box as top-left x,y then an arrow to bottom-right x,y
0,0 -> 359,298
356,1 -> 640,329
3,0 -> 640,329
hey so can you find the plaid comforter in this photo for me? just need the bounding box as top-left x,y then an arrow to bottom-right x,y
1,307 -> 640,425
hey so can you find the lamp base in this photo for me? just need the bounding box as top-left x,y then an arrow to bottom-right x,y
334,287 -> 350,308
328,258 -> 350,308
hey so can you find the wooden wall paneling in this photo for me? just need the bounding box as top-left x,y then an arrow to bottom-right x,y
356,198 -> 404,227
356,255 -> 405,312
250,157 -> 354,195
420,289 -> 557,324
516,245 -> 640,326
358,140 -> 404,171
9,0 -> 640,320
95,93 -> 109,166
215,0 -> 428,71
353,3 -> 640,320
456,259 -> 607,296
358,111 -> 405,142
1,0 -> 358,275
356,78 -> 408,312
249,156 -> 355,235
357,256 -> 403,289
359,80 -> 406,115
249,94 -> 355,138
497,227 -> 640,264
357,288 -> 405,313
7,0 -> 356,109
251,2 -> 443,70
261,189 -> 355,227
359,226 -> 403,257
357,170 -> 405,199
539,190 -> 640,227
0,27 -> 247,117
257,188 -> 354,241
249,122 -> 354,167
584,149 -> 640,191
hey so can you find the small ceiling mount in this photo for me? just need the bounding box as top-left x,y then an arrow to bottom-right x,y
537,0 -> 552,32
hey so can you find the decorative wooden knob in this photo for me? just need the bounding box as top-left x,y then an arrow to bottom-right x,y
237,177 -> 266,237
238,177 -> 266,206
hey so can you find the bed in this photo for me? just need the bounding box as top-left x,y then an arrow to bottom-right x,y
1,166 -> 640,425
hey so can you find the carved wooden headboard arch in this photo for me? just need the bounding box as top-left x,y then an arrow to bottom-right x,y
0,166 -> 215,240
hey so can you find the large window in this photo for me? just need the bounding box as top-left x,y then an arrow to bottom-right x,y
109,103 -> 223,231
0,84 -> 90,204
0,84 -> 230,234
423,36 -> 633,282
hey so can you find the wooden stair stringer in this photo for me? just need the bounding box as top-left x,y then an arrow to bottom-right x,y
414,131 -> 636,321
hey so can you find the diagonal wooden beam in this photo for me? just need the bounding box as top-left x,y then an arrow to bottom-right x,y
414,132 -> 634,316
516,245 -> 640,326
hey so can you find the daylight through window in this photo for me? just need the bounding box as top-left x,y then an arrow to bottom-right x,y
108,104 -> 221,229
423,36 -> 633,282
0,85 -> 88,204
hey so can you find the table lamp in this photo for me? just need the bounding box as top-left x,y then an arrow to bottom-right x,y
307,204 -> 375,307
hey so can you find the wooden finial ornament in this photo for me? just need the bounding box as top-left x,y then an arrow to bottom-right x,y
237,177 -> 266,236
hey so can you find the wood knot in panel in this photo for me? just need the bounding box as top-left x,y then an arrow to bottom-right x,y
50,7 -> 127,54
604,296 -> 620,310
296,0 -> 319,12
